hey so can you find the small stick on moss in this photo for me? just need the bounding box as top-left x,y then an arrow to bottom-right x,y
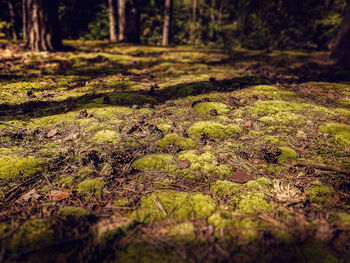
291,160 -> 350,175
152,197 -> 167,216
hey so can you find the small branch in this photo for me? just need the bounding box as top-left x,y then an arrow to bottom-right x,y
152,197 -> 167,216
291,160 -> 350,175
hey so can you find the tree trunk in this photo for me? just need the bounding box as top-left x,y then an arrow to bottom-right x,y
108,0 -> 118,42
118,0 -> 139,43
8,0 -> 18,41
209,0 -> 216,41
162,0 -> 172,46
22,0 -> 28,44
330,1 -> 350,68
25,0 -> 62,51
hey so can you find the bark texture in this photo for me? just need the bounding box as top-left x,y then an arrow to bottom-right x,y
23,0 -> 62,51
8,0 -> 18,41
118,0 -> 140,43
109,0 -> 118,42
162,0 -> 172,46
331,1 -> 350,68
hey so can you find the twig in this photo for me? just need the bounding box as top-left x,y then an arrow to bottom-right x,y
152,197 -> 167,216
291,160 -> 350,175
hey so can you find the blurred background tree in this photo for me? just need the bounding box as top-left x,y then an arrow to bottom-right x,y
0,0 -> 348,62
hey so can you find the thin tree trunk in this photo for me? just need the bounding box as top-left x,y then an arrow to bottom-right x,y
209,0 -> 216,41
109,0 -> 118,42
331,1 -> 350,68
190,0 -> 197,43
8,0 -> 18,41
26,0 -> 62,51
118,0 -> 126,42
22,0 -> 28,43
162,0 -> 172,46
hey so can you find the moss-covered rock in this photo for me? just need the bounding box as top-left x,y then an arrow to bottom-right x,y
278,147 -> 299,162
58,206 -> 90,219
0,156 -> 45,180
156,133 -> 195,150
188,121 -> 242,139
132,154 -> 175,172
210,180 -> 242,197
193,102 -> 230,115
77,177 -> 105,197
319,122 -> 350,147
8,219 -> 54,252
133,190 -> 216,222
93,130 -> 120,144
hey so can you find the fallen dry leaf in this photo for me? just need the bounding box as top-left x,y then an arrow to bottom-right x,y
177,160 -> 191,169
227,170 -> 253,183
49,190 -> 71,202
47,128 -> 59,138
20,189 -> 42,202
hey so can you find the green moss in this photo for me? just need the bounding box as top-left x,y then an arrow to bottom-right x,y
77,166 -> 96,179
188,121 -> 242,139
211,180 -> 242,197
319,122 -> 350,147
93,130 -> 120,144
238,218 -> 260,241
177,150 -> 232,179
58,206 -> 90,219
0,156 -> 45,180
302,243 -> 338,263
233,193 -> 274,214
77,177 -> 105,196
193,102 -> 230,115
208,212 -> 233,229
306,180 -> 334,205
113,198 -> 130,207
335,108 -> 350,117
132,154 -> 175,172
157,123 -> 173,133
251,85 -> 296,100
264,135 -> 285,145
8,219 -> 54,252
272,230 -> 294,244
278,147 -> 299,162
94,216 -> 136,246
133,190 -> 216,222
156,133 -> 195,150
246,177 -> 272,191
168,222 -> 196,241
338,212 -> 350,227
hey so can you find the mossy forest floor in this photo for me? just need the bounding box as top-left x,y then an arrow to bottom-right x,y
0,40 -> 349,262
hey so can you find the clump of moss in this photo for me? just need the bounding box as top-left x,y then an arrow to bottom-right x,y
177,150 -> 231,179
77,166 -> 96,179
193,102 -> 230,115
133,190 -> 216,222
338,212 -> 350,227
251,85 -> 296,100
233,193 -> 274,214
319,122 -> 350,147
208,212 -> 233,229
188,121 -> 242,139
246,177 -> 272,191
278,147 -> 299,162
94,216 -> 136,246
0,156 -> 45,180
272,230 -> 294,244
8,219 -> 54,252
58,206 -> 90,219
93,130 -> 120,144
156,133 -> 195,150
302,243 -> 339,263
306,180 -> 334,205
77,177 -> 105,197
237,218 -> 260,241
132,154 -> 175,172
168,222 -> 196,241
211,180 -> 242,197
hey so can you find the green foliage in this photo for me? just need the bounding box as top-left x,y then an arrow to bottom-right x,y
84,4 -> 109,40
